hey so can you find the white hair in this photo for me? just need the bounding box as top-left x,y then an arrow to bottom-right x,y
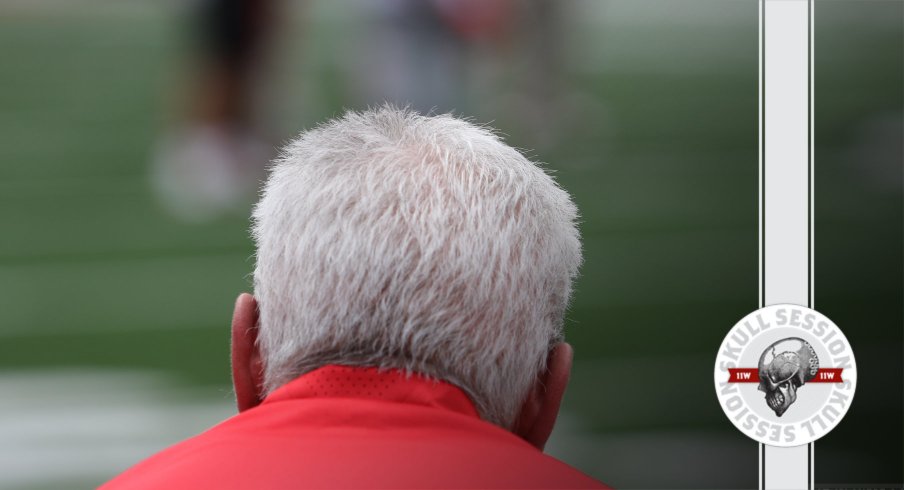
252,106 -> 582,427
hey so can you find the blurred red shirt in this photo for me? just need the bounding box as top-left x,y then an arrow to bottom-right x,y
101,365 -> 608,489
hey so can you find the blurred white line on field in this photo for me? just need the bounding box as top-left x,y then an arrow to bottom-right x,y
0,369 -> 234,489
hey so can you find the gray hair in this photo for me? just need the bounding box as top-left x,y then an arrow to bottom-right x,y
251,106 -> 582,427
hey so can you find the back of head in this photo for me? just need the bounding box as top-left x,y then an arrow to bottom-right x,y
252,106 -> 582,427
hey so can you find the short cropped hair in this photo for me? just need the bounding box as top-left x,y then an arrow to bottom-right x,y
252,106 -> 582,427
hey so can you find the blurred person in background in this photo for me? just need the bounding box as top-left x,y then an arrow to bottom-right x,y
351,0 -> 567,146
105,107 -> 608,489
351,0 -> 515,114
150,0 -> 562,221
150,0 -> 278,221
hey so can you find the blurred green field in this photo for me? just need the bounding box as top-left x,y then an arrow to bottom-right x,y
0,1 -> 900,488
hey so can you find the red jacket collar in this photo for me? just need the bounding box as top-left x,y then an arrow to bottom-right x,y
261,364 -> 481,419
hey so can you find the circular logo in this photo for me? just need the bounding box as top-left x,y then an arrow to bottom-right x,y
714,304 -> 857,447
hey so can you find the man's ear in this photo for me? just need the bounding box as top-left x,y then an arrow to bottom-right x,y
513,342 -> 573,451
231,293 -> 264,412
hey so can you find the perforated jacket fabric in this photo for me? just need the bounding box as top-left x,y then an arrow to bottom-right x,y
101,365 -> 608,489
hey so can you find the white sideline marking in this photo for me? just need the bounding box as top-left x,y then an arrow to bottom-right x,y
0,369 -> 234,488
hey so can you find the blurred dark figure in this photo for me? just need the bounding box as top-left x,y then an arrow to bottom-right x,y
151,0 -> 562,221
151,0 -> 278,221
193,0 -> 276,131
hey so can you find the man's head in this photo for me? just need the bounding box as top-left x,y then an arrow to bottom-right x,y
232,106 -> 582,448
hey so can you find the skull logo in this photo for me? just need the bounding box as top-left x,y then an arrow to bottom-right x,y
757,337 -> 819,417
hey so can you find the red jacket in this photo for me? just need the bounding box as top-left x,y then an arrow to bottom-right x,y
102,365 -> 608,489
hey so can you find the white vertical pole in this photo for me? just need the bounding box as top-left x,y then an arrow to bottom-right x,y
760,0 -> 814,488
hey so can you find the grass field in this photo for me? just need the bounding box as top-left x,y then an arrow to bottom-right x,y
0,1 -> 900,488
